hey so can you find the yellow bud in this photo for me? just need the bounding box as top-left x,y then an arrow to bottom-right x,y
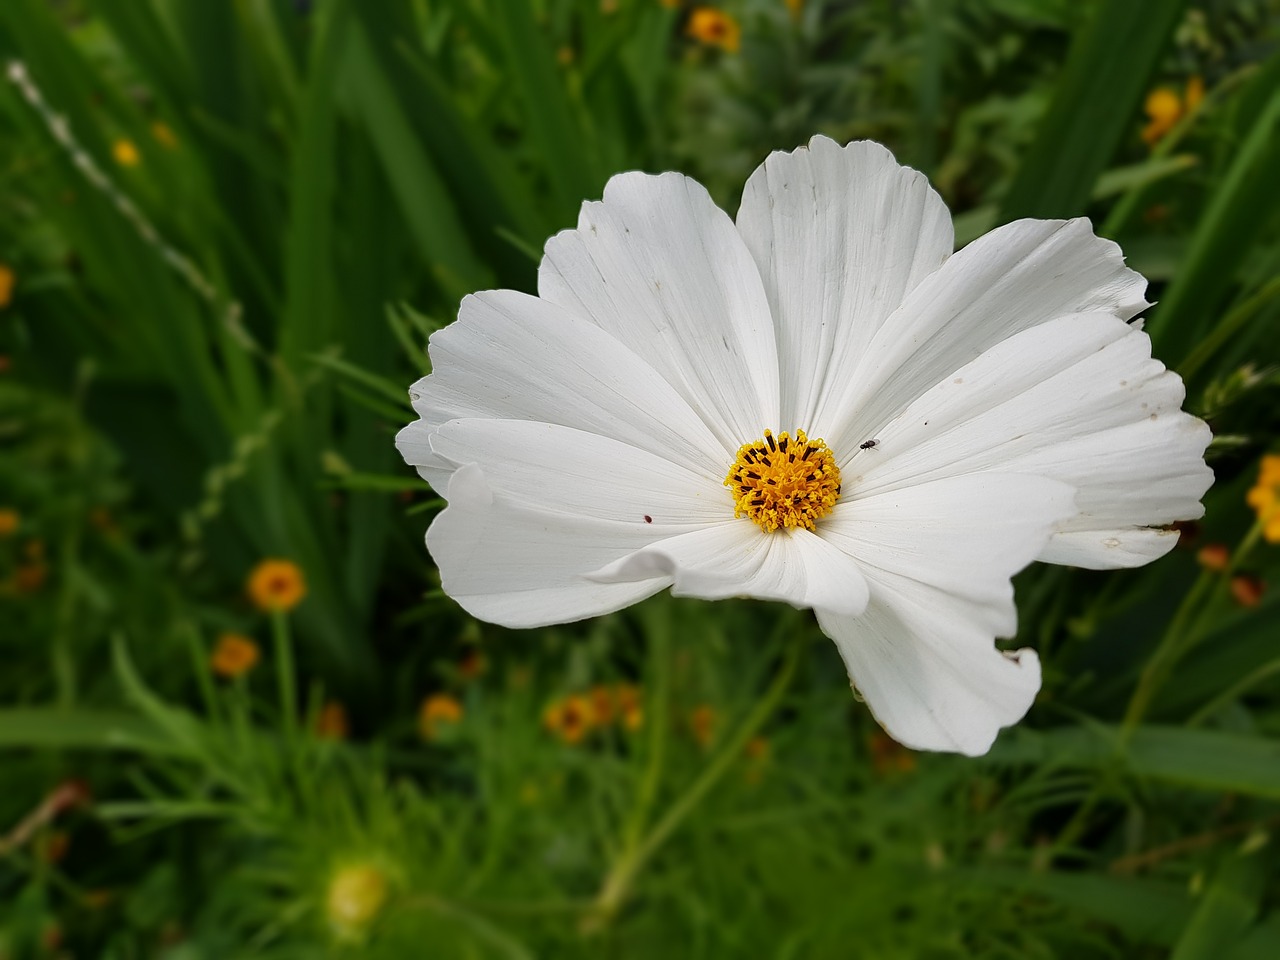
326,863 -> 389,941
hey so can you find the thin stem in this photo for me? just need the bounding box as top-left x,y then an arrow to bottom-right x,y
620,598 -> 672,855
271,609 -> 298,740
589,615 -> 806,929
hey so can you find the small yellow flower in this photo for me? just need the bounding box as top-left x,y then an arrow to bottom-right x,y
210,633 -> 260,678
419,693 -> 463,740
543,694 -> 593,744
151,121 -> 177,149
1246,454 -> 1280,543
112,139 -> 140,167
247,558 -> 307,612
784,0 -> 803,18
687,7 -> 741,53
1141,77 -> 1204,146
0,264 -> 14,308
326,863 -> 388,942
689,704 -> 717,748
0,508 -> 19,537
316,700 -> 349,740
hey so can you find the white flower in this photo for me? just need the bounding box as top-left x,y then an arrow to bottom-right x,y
397,136 -> 1213,756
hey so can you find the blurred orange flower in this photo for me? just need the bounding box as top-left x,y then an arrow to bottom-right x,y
687,7 -> 741,53
210,633 -> 260,678
0,264 -> 14,308
0,508 -> 19,537
316,700 -> 349,740
419,693 -> 463,740
1142,76 -> 1204,146
1230,574 -> 1264,609
1246,454 -> 1280,543
543,694 -> 593,744
247,558 -> 307,612
1196,543 -> 1230,572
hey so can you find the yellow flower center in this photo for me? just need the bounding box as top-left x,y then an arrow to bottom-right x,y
724,429 -> 841,533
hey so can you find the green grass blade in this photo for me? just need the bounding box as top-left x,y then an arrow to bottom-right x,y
999,0 -> 1188,220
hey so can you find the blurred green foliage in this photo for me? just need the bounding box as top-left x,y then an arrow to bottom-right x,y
2,0 -> 1280,956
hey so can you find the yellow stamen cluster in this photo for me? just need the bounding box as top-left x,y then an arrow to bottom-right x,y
725,429 -> 841,533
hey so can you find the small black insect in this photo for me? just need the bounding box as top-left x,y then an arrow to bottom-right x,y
859,439 -> 880,450
643,515 -> 653,524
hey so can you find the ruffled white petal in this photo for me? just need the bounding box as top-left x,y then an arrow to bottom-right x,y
590,522 -> 870,616
845,312 -> 1212,568
539,172 -> 780,450
736,136 -> 953,430
428,465 -> 673,628
819,218 -> 1151,455
424,421 -> 726,628
816,473 -> 1077,755
396,290 -> 731,491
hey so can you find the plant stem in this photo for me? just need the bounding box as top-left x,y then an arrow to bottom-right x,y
271,609 -> 298,740
588,615 -> 805,930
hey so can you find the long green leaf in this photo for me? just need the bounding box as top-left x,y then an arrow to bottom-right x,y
990,725 -> 1280,797
999,0 -> 1188,220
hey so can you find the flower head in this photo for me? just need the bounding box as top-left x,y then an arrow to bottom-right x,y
112,139 -> 140,167
1246,454 -> 1280,542
543,694 -> 593,744
397,136 -> 1213,756
1142,76 -> 1204,145
0,508 -> 19,537
419,693 -> 463,740
316,700 -> 349,740
210,633 -> 260,678
247,558 -> 307,612
326,863 -> 389,942
687,7 -> 741,53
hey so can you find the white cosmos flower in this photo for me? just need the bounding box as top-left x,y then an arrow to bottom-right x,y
396,136 -> 1213,757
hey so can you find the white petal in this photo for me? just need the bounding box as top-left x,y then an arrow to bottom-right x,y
429,465 -> 672,628
538,172 -> 780,450
590,522 -> 870,616
397,290 -> 731,489
817,472 -> 1076,755
424,418 -> 731,628
426,419 -> 727,525
820,218 -> 1151,453
736,136 -> 953,430
395,419 -> 452,493
846,313 -> 1212,568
